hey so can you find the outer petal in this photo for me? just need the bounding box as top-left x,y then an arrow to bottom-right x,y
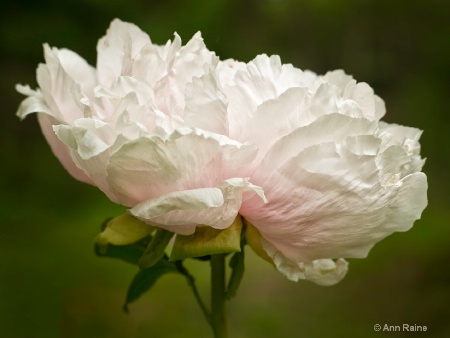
53,118 -> 116,160
106,127 -> 258,207
247,169 -> 426,263
37,44 -> 95,123
15,85 -> 93,184
130,178 -> 266,235
241,114 -> 428,263
263,239 -> 348,286
16,85 -> 53,120
52,118 -> 139,200
38,113 -> 93,184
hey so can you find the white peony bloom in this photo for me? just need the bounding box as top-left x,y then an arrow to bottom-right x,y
16,19 -> 265,235
233,57 -> 427,283
16,19 -> 427,286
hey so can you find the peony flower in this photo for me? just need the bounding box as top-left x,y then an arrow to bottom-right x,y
226,56 -> 427,284
16,19 -> 427,286
16,19 -> 265,234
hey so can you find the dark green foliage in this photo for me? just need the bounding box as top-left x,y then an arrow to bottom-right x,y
123,260 -> 179,312
226,250 -> 245,300
94,242 -> 146,266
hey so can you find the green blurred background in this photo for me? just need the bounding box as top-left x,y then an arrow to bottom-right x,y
1,0 -> 449,337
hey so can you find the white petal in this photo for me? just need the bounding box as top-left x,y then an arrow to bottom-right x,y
322,69 -> 355,89
96,18 -> 151,86
172,31 -> 218,83
376,145 -> 411,186
36,44 -> 88,123
37,113 -> 93,184
15,85 -> 53,119
184,70 -> 229,135
254,113 -> 377,183
94,76 -> 153,103
106,127 -> 258,207
240,87 -> 309,166
374,95 -> 386,120
65,144 -> 120,203
55,48 -> 97,94
53,118 -> 115,160
377,122 -> 425,175
241,139 -> 428,263
345,135 -> 382,156
131,43 -> 167,85
223,54 -> 314,139
216,59 -> 247,86
263,240 -> 348,286
378,122 -> 423,152
303,259 -> 349,286
130,178 -> 266,235
152,32 -> 218,117
383,172 -> 428,232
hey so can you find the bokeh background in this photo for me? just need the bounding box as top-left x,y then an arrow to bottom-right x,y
1,0 -> 449,337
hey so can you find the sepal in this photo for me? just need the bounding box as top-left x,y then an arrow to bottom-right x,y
95,214 -> 155,265
242,218 -> 272,264
139,229 -> 174,268
170,216 -> 243,261
96,213 -> 154,247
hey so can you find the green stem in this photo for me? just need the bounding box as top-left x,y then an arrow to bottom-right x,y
210,254 -> 228,338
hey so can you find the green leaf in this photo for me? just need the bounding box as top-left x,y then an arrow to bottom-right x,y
139,229 -> 174,269
123,260 -> 178,312
94,242 -> 146,266
226,249 -> 245,300
170,216 -> 243,261
96,214 -> 155,247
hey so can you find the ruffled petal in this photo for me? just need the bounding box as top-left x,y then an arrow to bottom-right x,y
130,178 -> 266,235
15,85 -> 53,120
253,113 -> 377,184
241,137 -> 428,263
170,31 -> 218,85
222,54 -> 316,140
376,122 -> 426,182
52,117 -> 142,200
53,118 -> 116,160
16,82 -> 93,184
240,87 -> 309,167
36,44 -> 95,123
184,70 -> 229,135
106,127 -> 258,207
96,18 -> 151,86
263,239 -> 348,285
152,32 -> 218,116
37,113 -> 93,184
